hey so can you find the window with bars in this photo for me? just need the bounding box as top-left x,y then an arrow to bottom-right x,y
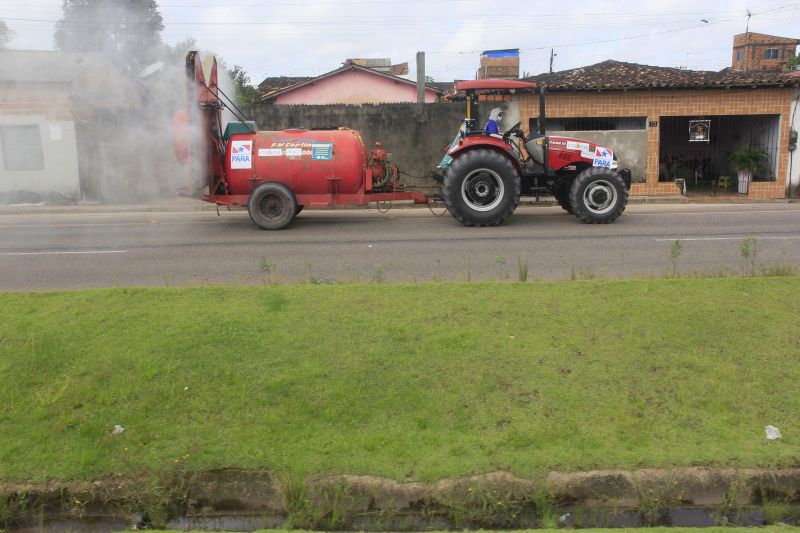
764,48 -> 779,59
545,116 -> 647,131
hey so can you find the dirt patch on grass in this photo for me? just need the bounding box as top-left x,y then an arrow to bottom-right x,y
2,468 -> 800,530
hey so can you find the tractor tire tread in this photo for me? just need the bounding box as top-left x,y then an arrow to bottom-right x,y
568,166 -> 628,224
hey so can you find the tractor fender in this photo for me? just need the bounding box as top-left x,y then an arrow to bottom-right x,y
447,136 -> 523,173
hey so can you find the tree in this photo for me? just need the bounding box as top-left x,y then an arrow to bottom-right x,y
0,20 -> 14,49
227,64 -> 259,108
163,36 -> 197,62
54,0 -> 164,71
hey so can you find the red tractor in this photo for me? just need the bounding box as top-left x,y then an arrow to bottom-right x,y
435,79 -> 632,226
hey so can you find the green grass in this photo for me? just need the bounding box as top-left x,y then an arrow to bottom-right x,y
1,278 -> 800,482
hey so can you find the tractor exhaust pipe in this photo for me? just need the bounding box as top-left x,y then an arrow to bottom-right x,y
539,86 -> 547,135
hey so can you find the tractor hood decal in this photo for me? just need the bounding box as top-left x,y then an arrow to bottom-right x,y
548,136 -> 605,161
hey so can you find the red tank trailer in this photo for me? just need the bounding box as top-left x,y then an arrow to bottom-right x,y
173,52 -> 429,229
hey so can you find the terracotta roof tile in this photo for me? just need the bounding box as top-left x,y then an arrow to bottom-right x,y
524,60 -> 799,91
258,76 -> 313,94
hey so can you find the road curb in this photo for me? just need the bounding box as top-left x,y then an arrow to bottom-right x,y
0,196 -> 793,215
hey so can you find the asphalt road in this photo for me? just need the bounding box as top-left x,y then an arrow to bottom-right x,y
1,202 -> 800,291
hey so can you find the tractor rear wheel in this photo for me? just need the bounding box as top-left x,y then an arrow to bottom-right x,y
248,182 -> 297,230
441,148 -> 521,226
569,167 -> 628,224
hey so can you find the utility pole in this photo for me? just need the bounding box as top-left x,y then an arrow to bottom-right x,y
416,51 -> 425,104
744,10 -> 752,70
549,49 -> 556,74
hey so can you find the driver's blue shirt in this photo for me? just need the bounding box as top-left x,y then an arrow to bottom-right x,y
484,119 -> 500,135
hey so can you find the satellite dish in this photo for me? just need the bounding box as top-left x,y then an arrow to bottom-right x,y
139,61 -> 165,79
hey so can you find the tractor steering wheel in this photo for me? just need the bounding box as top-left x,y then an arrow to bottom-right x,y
503,122 -> 522,139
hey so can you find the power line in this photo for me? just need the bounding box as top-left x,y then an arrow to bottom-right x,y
1,0 -> 478,7
427,3 -> 799,54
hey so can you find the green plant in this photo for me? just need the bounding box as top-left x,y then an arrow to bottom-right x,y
277,471 -> 318,529
0,491 -> 30,531
570,266 -> 596,280
756,483 -> 800,525
668,160 -> 693,181
259,257 -> 274,275
667,239 -> 683,278
371,264 -> 385,284
104,457 -> 190,529
341,260 -> 357,284
532,488 -> 557,528
711,476 -> 746,526
740,236 -> 758,276
277,474 -> 359,531
729,144 -> 769,174
762,498 -> 792,524
304,261 -> 320,285
760,251 -> 798,277
317,481 -> 359,530
259,257 -> 278,285
517,256 -> 529,282
493,256 -> 509,280
632,474 -> 680,527
442,485 -> 533,529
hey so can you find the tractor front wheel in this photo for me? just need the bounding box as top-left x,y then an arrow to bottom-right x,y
568,167 -> 628,224
248,182 -> 297,230
441,149 -> 521,226
553,179 -> 573,213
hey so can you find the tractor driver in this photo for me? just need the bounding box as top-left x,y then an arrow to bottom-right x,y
484,108 -> 505,136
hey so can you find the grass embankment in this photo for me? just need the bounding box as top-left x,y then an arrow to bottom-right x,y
1,278 -> 799,482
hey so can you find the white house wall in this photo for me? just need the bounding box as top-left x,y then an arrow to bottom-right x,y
0,115 -> 80,198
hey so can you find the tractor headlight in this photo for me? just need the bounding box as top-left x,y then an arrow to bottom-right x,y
611,159 -> 618,170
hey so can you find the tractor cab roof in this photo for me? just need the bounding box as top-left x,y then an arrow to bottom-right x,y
456,79 -> 537,92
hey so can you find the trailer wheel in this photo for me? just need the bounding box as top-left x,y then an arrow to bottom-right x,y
569,167 -> 628,224
248,182 -> 297,230
441,148 -> 521,226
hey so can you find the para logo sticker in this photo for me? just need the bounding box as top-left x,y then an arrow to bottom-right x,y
592,146 -> 614,168
231,140 -> 252,169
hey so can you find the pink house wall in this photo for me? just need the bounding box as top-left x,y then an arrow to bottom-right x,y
274,69 -> 438,105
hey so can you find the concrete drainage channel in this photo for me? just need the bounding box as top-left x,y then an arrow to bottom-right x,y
3,468 -> 800,532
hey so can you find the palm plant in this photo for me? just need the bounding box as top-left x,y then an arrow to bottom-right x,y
729,144 -> 768,173
729,144 -> 769,193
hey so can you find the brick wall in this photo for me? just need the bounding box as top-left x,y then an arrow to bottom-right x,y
0,82 -> 75,121
732,33 -> 799,72
519,87 -> 794,198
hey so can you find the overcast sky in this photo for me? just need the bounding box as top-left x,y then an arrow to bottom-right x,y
2,0 -> 799,83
